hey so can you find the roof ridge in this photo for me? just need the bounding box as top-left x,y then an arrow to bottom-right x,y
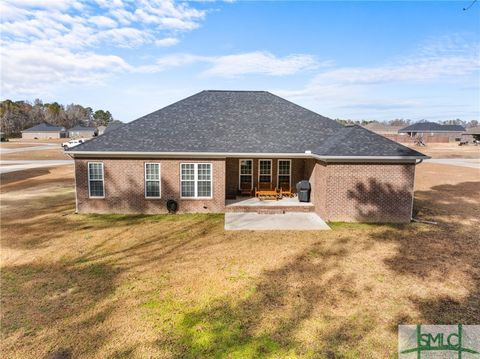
203,90 -> 268,93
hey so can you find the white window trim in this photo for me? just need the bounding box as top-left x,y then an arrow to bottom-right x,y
87,161 -> 105,199
180,163 -> 213,199
144,162 -> 161,199
258,159 -> 272,183
238,159 -> 253,190
277,159 -> 292,188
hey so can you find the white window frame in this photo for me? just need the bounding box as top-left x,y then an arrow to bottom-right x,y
87,162 -> 105,199
144,163 -> 161,199
277,159 -> 292,187
258,159 -> 272,184
180,163 -> 213,199
238,159 -> 253,190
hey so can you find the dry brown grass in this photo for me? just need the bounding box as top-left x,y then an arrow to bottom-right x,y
0,148 -> 71,161
1,163 -> 479,358
406,142 -> 480,159
5,138 -> 67,144
0,142 -> 47,148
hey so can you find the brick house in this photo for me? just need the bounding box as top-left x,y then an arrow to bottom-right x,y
22,122 -> 66,139
398,122 -> 465,143
68,91 -> 428,223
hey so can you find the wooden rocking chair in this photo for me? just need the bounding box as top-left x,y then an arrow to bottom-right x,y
278,182 -> 294,198
239,181 -> 253,196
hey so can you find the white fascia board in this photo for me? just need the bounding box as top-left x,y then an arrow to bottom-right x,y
68,150 -> 429,162
311,154 -> 430,162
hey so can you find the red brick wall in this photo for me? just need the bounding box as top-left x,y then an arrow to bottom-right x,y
383,133 -> 459,143
74,157 -> 415,222
312,162 -> 415,223
75,158 -> 225,214
305,159 -> 328,218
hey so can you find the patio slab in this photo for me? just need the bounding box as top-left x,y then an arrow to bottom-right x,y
226,196 -> 312,207
225,212 -> 331,231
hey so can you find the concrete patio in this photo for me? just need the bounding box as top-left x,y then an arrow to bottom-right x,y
224,212 -> 331,231
226,196 -> 311,207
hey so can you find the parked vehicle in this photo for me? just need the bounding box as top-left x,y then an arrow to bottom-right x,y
62,139 -> 84,150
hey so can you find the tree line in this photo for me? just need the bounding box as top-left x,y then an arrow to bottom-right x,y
336,118 -> 479,128
0,99 -> 121,137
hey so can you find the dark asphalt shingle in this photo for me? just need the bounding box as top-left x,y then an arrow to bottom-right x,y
72,91 -> 425,158
399,122 -> 465,133
22,122 -> 65,132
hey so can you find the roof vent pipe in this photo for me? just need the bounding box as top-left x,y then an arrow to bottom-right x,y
305,150 -> 312,154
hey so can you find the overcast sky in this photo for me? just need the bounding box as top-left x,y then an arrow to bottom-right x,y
1,0 -> 479,123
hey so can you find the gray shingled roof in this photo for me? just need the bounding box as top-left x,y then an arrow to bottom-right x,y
71,90 -> 425,158
22,122 -> 65,132
399,122 -> 465,133
104,123 -> 124,133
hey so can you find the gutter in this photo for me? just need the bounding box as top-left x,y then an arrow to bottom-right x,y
66,150 -> 430,163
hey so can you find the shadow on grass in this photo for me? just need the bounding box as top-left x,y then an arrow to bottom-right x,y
142,236 -> 379,358
368,181 -> 480,325
1,261 -> 119,358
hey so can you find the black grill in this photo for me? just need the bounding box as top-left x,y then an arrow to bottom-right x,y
296,181 -> 311,202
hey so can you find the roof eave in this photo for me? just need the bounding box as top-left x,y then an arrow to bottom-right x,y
67,150 -> 430,162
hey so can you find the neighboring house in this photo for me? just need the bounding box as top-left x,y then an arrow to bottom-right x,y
68,125 -> 97,138
362,123 -> 407,143
67,90 -> 428,223
461,126 -> 480,143
97,126 -> 107,136
398,122 -> 465,143
362,122 -> 404,135
21,122 -> 66,139
104,122 -> 124,133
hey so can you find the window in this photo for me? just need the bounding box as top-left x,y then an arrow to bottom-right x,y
180,163 -> 212,198
88,162 -> 104,198
145,163 -> 161,198
277,160 -> 291,187
239,159 -> 253,190
258,159 -> 272,183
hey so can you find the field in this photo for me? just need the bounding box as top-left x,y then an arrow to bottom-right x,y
1,143 -> 479,358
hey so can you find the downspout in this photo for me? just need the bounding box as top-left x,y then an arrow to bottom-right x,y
67,152 -> 78,213
410,158 -> 426,221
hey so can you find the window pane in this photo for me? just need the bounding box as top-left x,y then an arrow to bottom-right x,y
240,175 -> 251,185
181,164 -> 195,180
89,163 -> 103,180
146,163 -> 159,180
278,175 -> 290,185
259,175 -> 271,183
259,160 -> 271,175
146,181 -> 160,197
240,160 -> 252,175
197,181 -> 211,197
197,163 -> 211,181
89,180 -> 104,197
181,181 -> 195,197
278,160 -> 290,175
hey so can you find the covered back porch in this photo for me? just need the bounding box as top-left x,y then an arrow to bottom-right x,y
224,157 -> 317,215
